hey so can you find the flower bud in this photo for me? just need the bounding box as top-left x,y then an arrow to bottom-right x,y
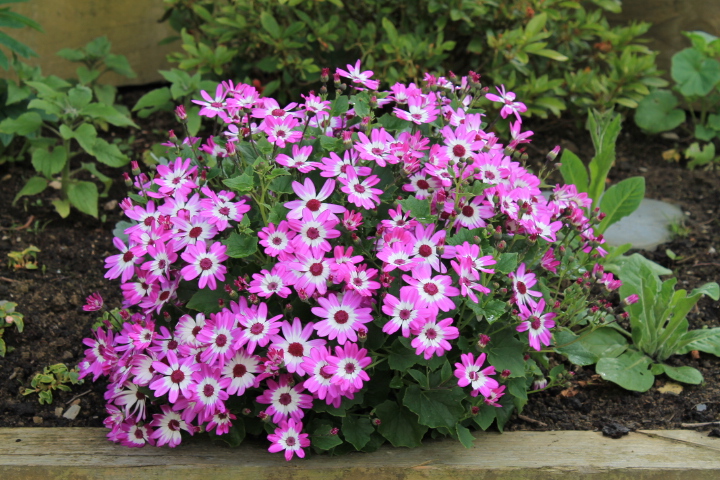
131,161 -> 141,177
501,369 -> 511,379
175,104 -> 187,122
320,68 -> 330,83
330,427 -> 340,436
471,406 -> 480,415
123,172 -> 133,187
546,145 -> 560,162
372,418 -> 381,426
623,294 -> 639,306
532,377 -> 548,390
477,334 -> 491,348
497,240 -> 507,251
258,411 -> 270,422
242,408 -> 252,416
358,327 -> 368,342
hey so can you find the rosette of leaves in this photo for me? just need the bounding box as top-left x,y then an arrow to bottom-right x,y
0,300 -> 24,357
0,36 -> 137,218
23,363 -> 83,405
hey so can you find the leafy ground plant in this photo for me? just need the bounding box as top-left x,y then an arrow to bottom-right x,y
23,363 -> 83,405
6,245 -> 39,270
0,300 -> 24,357
634,31 -> 720,169
0,36 -> 137,218
79,65 -> 663,457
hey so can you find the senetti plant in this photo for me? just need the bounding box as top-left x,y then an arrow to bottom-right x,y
80,63 -> 625,459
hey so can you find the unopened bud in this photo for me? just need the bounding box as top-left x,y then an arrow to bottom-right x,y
471,406 -> 480,415
546,145 -> 560,162
623,294 -> 639,306
175,104 -> 187,122
477,334 -> 491,348
501,369 -> 511,378
320,68 -> 330,83
131,160 -> 141,176
123,172 -> 133,187
372,418 -> 381,426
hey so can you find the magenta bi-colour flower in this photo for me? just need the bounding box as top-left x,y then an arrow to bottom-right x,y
180,241 -> 228,290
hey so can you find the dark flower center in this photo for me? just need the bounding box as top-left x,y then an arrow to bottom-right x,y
288,342 -> 304,357
423,282 -> 439,296
158,260 -> 167,269
170,369 -> 185,384
309,262 -> 324,276
530,317 -> 542,330
452,144 -> 466,158
285,436 -> 296,447
191,326 -> 202,337
199,258 -> 213,270
167,340 -> 178,350
215,334 -> 227,347
353,184 -> 366,194
417,179 -> 430,190
123,251 -> 134,262
517,281 -> 527,295
278,392 -> 292,406
306,199 -> 321,211
425,327 -> 438,340
203,383 -> 215,397
250,323 -> 264,335
418,244 -> 433,257
267,281 -> 279,291
399,309 -> 411,320
334,310 -> 350,324
134,429 -> 144,439
272,236 -> 283,246
189,226 -> 202,239
159,291 -> 170,301
306,227 -> 320,240
344,362 -> 356,374
271,108 -> 285,117
462,205 -> 474,217
219,206 -> 230,216
233,364 -> 247,377
168,419 -> 180,431
319,366 -> 333,379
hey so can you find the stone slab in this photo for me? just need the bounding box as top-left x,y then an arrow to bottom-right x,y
603,198 -> 685,251
1,428 -> 720,479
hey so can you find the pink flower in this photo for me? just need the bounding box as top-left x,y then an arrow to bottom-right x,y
257,374 -> 313,424
454,353 -> 498,398
381,289 -> 431,337
516,299 -> 556,351
393,93 -> 439,125
402,266 -> 459,313
189,364 -> 231,423
263,115 -> 303,148
192,84 -> 229,121
180,241 -> 228,290
149,350 -> 199,403
284,178 -> 345,220
270,317 -> 325,375
312,291 -> 373,345
541,248 -> 561,273
105,238 -> 143,282
249,264 -> 293,298
289,209 -> 341,256
149,404 -> 193,447
221,349 -> 260,396
354,128 -> 395,166
289,252 -> 332,296
325,342 -> 372,392
206,411 -> 236,436
275,145 -> 318,173
336,60 -> 380,90
195,311 -> 238,368
410,317 -> 459,359
235,302 -> 282,354
83,292 -> 104,312
509,263 -> 542,307
485,85 -> 527,122
154,157 -> 198,200
199,187 -> 251,231
267,418 -> 311,461
258,221 -> 296,260
338,171 -> 383,210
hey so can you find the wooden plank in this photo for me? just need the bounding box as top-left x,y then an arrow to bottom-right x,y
1,428 -> 720,479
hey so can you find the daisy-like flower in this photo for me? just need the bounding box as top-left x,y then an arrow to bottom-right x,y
180,241 -> 228,290
235,302 -> 282,354
516,299 -> 556,351
270,317 -> 326,375
105,238 -> 143,282
312,291 -> 373,345
326,342 -> 372,392
485,84 -> 527,122
142,240 -> 178,281
410,223 -> 453,273
149,350 -> 199,403
192,84 -> 229,121
275,144 -> 319,173
381,289 -> 432,337
154,157 -> 198,199
410,317 -> 459,359
354,127 -> 395,166
440,125 -> 481,162
174,313 -> 206,347
484,385 -> 507,407
206,411 -> 236,435
171,215 -> 218,250
149,404 -> 193,448
83,292 -> 104,312
508,263 -> 542,307
393,93 -> 439,125
338,171 -> 383,210
267,418 -> 311,461
454,352 -> 498,398
336,60 -> 380,90
342,210 -> 363,231
257,374 -> 313,424
284,178 -> 345,220
221,349 -> 261,396
342,264 -> 381,297
113,381 -> 148,422
258,221 -> 296,260
199,187 -> 251,231
249,264 -> 293,298
455,196 -> 495,230
300,346 -> 337,401
376,241 -> 416,272
402,266 -> 459,313
263,115 -> 303,148
119,421 -> 154,448
540,248 -> 561,273
289,209 -> 341,256
189,364 -> 231,423
195,311 -> 238,368
289,251 -> 332,296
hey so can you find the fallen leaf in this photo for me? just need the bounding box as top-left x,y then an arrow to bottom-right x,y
658,382 -> 683,395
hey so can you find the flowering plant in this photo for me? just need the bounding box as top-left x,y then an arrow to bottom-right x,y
80,64 -> 629,458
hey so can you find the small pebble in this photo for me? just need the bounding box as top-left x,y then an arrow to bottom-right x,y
63,404 -> 81,420
696,404 -> 707,412
55,407 -> 64,418
32,416 -> 43,425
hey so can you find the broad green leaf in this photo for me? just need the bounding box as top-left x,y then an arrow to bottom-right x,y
532,49 -> 568,61
486,330 -> 525,377
93,84 -> 116,106
51,199 -> 70,218
268,175 -> 293,194
672,48 -> 720,97
68,85 -> 93,109
330,96 -> 349,117
473,404 -> 497,430
494,252 -> 518,274
597,176 -> 645,234
104,53 -> 136,78
587,110 -> 622,209
695,123 -> 717,142
13,176 -> 47,204
67,181 -> 98,217
634,90 -> 685,134
223,173 -> 254,194
456,424 -> 475,448
661,364 -> 703,385
0,30 -> 36,58
381,17 -> 399,44
685,142 -> 717,169
223,232 -> 258,258
132,87 -> 173,116
72,123 -> 98,153
388,338 -> 419,371
80,103 -> 138,128
260,11 -> 281,39
31,145 -> 67,177
311,423 -> 343,451
186,288 -> 228,314
91,138 -> 129,167
677,327 -> 720,356
0,111 -> 42,135
374,400 -> 427,448
221,422 -> 245,448
341,415 -> 374,450
524,12 -> 547,38
267,204 -> 289,225
81,162 -> 113,196
596,350 -> 655,392
558,149 -> 588,193
554,327 -> 628,366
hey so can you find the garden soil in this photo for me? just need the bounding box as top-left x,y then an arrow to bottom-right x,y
1,88 -> 718,437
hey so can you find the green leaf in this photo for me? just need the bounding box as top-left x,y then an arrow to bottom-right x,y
634,90 -> 685,134
220,422 -> 245,447
374,400 -> 427,448
341,415 -> 374,451
91,138 -> 129,167
80,103 -> 138,128
132,87 -> 173,116
223,232 -> 257,258
68,85 -> 93,109
67,181 -> 98,217
0,30 -> 36,58
56,47 -> 84,62
71,123 -> 98,153
532,49 -> 568,61
330,96 -> 349,117
51,199 -> 70,218
554,327 -> 628,366
388,338 -> 419,371
695,123 -> 717,142
558,149 -> 588,193
524,12 -> 547,38
311,423 -> 343,451
268,175 -> 293,194
661,364 -> 703,385
381,17 -> 399,44
0,111 -> 42,135
260,11 -> 281,39
466,299 -> 506,325
93,84 -> 117,106
186,288 -> 228,314
456,424 -> 475,448
678,327 -> 720,356
76,66 -> 101,85
267,204 -> 289,225
81,162 -> 113,196
104,53 -> 136,78
587,110 -> 622,209
596,350 -> 655,392
597,176 -> 645,234
685,142 -> 717,170
31,145 -> 67,178
672,48 -> 720,97
486,330 -> 525,377
494,252 -> 518,274
13,176 -> 47,204
223,173 -> 254,194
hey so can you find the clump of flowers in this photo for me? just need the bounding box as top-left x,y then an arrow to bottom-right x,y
81,62 -> 625,458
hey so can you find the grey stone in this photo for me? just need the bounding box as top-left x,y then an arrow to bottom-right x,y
603,199 -> 685,251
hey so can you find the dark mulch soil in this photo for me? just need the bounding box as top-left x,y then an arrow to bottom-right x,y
0,88 -> 718,435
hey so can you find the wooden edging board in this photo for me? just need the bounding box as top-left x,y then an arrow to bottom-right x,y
1,428 -> 719,479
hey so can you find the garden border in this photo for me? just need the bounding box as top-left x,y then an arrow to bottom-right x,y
1,428 -> 719,479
